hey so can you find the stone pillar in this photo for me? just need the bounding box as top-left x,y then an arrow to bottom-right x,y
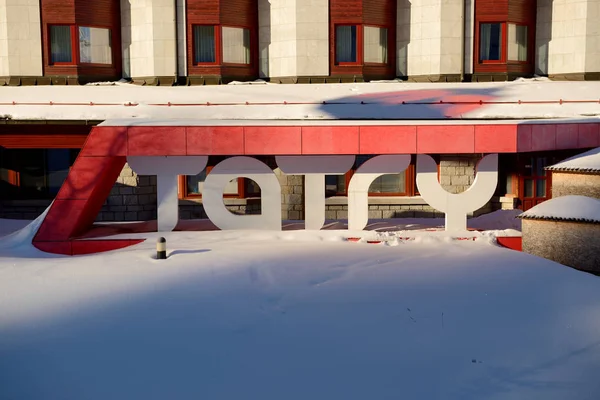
0,0 -> 43,85
542,0 -> 600,79
121,0 -> 177,85
275,168 -> 304,220
399,0 -> 464,82
259,0 -> 329,81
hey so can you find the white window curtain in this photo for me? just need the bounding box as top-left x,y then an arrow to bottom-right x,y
336,25 -> 357,63
79,27 -> 112,64
50,26 -> 72,63
364,26 -> 387,63
194,26 -> 216,63
480,23 -> 502,61
222,27 -> 250,64
508,24 -> 528,61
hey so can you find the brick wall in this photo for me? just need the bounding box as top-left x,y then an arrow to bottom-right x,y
97,163 -> 157,221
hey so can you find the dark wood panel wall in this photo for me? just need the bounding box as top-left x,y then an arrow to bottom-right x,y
186,0 -> 258,80
0,125 -> 92,148
474,0 -> 536,76
329,0 -> 396,80
40,0 -> 121,81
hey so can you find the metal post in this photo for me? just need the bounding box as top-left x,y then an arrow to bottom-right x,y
157,237 -> 167,260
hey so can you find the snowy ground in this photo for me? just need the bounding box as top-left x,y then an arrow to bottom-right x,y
1,212 -> 600,400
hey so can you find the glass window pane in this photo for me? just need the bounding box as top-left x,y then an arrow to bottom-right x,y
246,179 -> 260,196
480,23 -> 502,61
187,170 -> 206,195
50,26 -> 73,63
369,174 -> 406,194
79,27 -> 112,64
505,174 -> 514,195
508,24 -> 528,61
186,170 -> 238,195
524,179 -> 534,197
336,25 -> 357,63
46,149 -> 72,195
222,27 -> 250,64
535,157 -> 547,177
536,179 -> 546,198
325,175 -> 345,194
364,26 -> 387,63
194,26 -> 216,63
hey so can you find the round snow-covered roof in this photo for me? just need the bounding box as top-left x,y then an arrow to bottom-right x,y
518,195 -> 600,223
546,147 -> 600,173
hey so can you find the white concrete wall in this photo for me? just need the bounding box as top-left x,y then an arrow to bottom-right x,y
259,0 -> 328,78
0,0 -> 43,77
121,0 -> 177,79
585,0 -> 600,73
547,0 -> 588,75
398,0 -> 463,78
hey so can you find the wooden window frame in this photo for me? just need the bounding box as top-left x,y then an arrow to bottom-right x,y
192,24 -> 255,67
328,162 -> 417,197
1,149 -> 79,200
221,25 -> 253,66
334,24 -> 363,66
363,24 -> 389,66
477,22 -> 506,64
48,24 -> 114,67
192,24 -> 220,66
476,21 -> 532,66
506,23 -> 530,64
178,168 -> 260,200
48,25 -> 78,66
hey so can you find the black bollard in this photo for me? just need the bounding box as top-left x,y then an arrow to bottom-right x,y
156,237 -> 167,260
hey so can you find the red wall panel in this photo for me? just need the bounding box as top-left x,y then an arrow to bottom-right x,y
0,124 -> 92,148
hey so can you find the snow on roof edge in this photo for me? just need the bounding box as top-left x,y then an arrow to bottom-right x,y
546,147 -> 600,173
518,195 -> 600,224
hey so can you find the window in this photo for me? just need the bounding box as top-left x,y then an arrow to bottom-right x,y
364,26 -> 387,64
335,25 -> 389,65
193,26 -> 216,63
508,24 -> 528,61
479,23 -> 502,61
79,27 -> 112,64
222,27 -> 250,64
478,22 -> 529,63
325,156 -> 413,197
336,25 -> 358,63
49,25 -> 112,65
0,149 -> 79,200
180,166 -> 260,199
193,25 -> 251,65
50,25 -> 73,63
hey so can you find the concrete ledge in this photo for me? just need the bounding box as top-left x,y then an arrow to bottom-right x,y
406,74 -> 462,83
132,76 -> 177,86
326,196 -> 428,206
549,72 -> 600,81
179,197 -> 261,206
